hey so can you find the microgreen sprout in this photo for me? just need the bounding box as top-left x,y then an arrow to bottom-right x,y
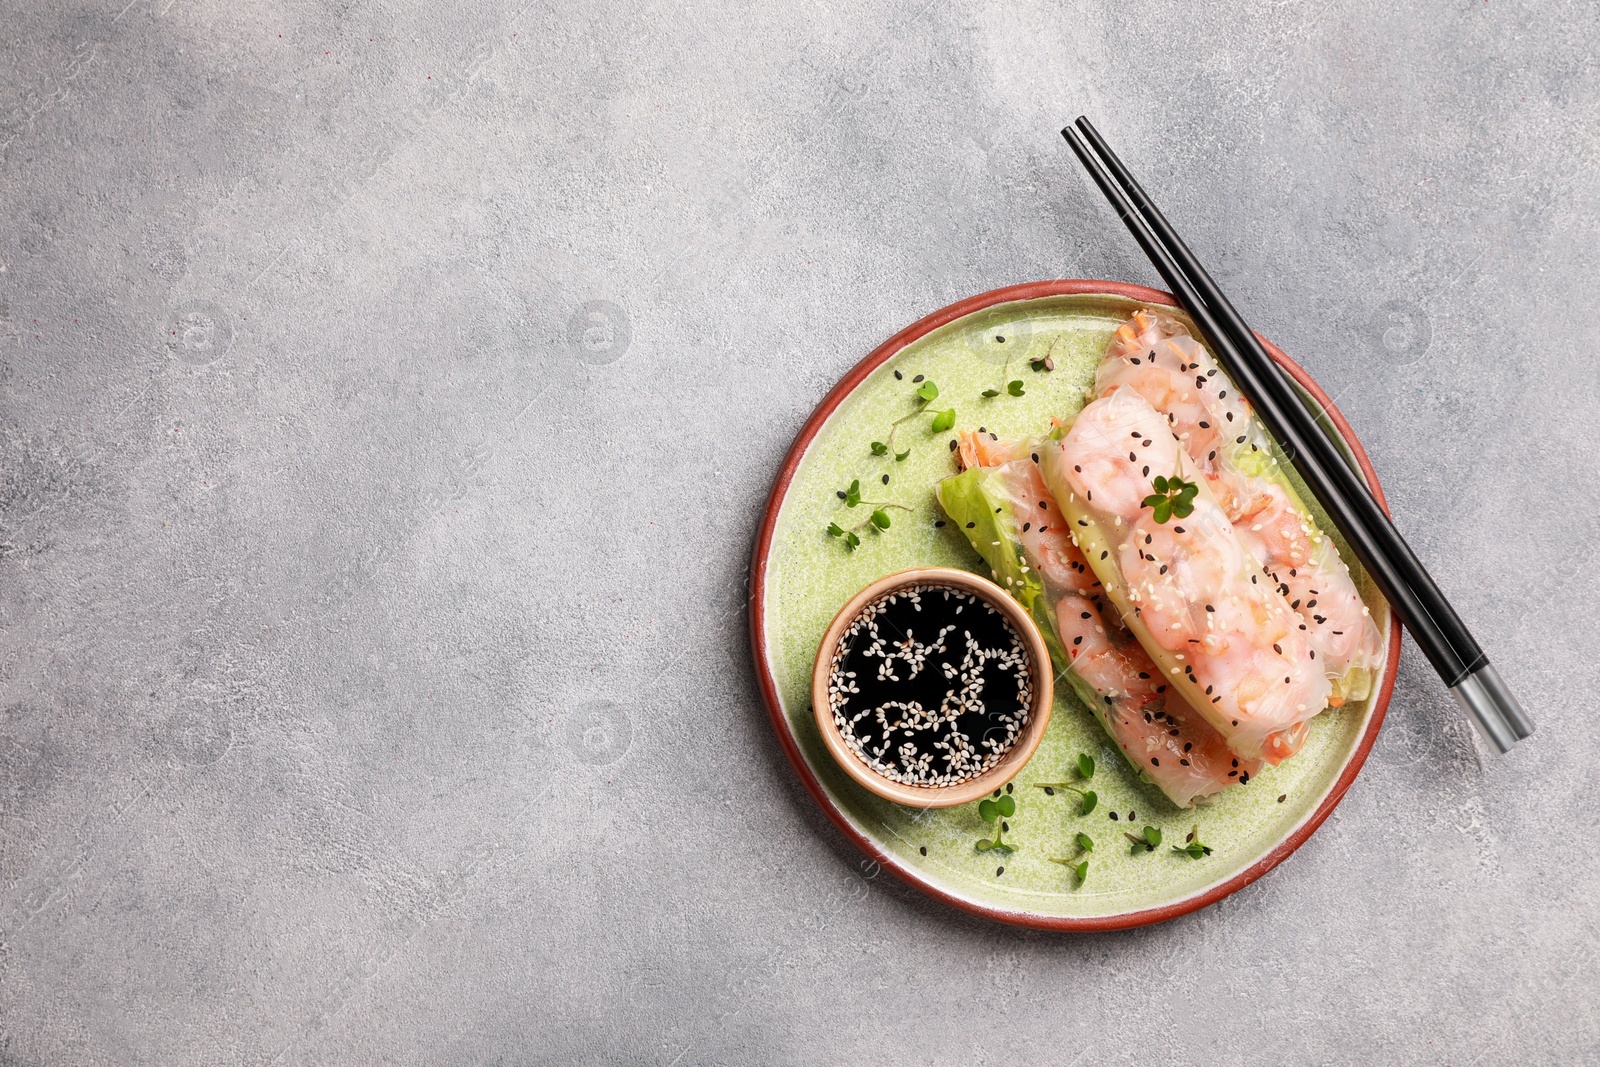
1048,833 -> 1092,886
877,379 -> 956,457
1036,752 -> 1097,813
1142,474 -> 1198,524
974,793 -> 1016,854
1029,334 -> 1063,374
1125,825 -> 1163,853
827,478 -> 912,549
980,339 -> 1031,400
1173,824 -> 1213,860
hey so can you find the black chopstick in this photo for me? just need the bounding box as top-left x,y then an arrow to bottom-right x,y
1061,117 -> 1534,753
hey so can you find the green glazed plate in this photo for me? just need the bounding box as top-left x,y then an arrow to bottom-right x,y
750,281 -> 1399,930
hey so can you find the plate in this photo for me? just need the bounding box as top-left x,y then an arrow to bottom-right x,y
750,280 -> 1399,930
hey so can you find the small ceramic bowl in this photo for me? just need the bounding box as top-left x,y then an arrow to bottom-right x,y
811,567 -> 1054,808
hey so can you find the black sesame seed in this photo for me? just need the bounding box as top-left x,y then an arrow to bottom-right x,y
920,845 -> 928,854
996,866 -> 1005,876
934,520 -> 945,528
1151,757 -> 1159,766
1110,811 -> 1119,821
913,374 -> 925,383
1277,794 -> 1287,803
949,438 -> 959,451
882,474 -> 890,485
894,369 -> 904,380
966,522 -> 976,529
1005,782 -> 1013,794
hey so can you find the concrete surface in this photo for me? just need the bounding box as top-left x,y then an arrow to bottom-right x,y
1,0 -> 1596,1063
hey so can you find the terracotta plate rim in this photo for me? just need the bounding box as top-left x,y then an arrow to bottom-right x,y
748,279 -> 1401,932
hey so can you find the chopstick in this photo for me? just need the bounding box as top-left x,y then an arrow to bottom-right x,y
1061,116 -> 1535,754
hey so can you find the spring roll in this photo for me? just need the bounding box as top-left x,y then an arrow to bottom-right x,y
1095,309 -> 1384,705
1039,387 -> 1333,765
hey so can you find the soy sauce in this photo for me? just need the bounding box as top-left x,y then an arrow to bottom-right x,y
827,584 -> 1032,787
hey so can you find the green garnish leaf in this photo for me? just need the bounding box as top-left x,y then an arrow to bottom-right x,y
1142,474 -> 1198,524
1073,859 -> 1088,882
916,381 -> 939,402
975,838 -> 993,852
978,798 -> 999,823
844,479 -> 862,507
1174,824 -> 1213,859
1077,753 -> 1096,779
1143,825 -> 1162,847
870,509 -> 891,531
1075,832 -> 1094,852
930,408 -> 956,433
1007,379 -> 1025,397
870,441 -> 888,456
996,794 -> 1016,818
826,523 -> 844,537
1079,790 -> 1097,815
844,531 -> 860,550
981,389 -> 1000,398
988,841 -> 1014,856
894,449 -> 910,462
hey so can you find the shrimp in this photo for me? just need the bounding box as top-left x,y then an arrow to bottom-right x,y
1048,387 -> 1185,519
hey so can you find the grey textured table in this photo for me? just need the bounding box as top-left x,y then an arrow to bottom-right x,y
2,1 -> 1595,1063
